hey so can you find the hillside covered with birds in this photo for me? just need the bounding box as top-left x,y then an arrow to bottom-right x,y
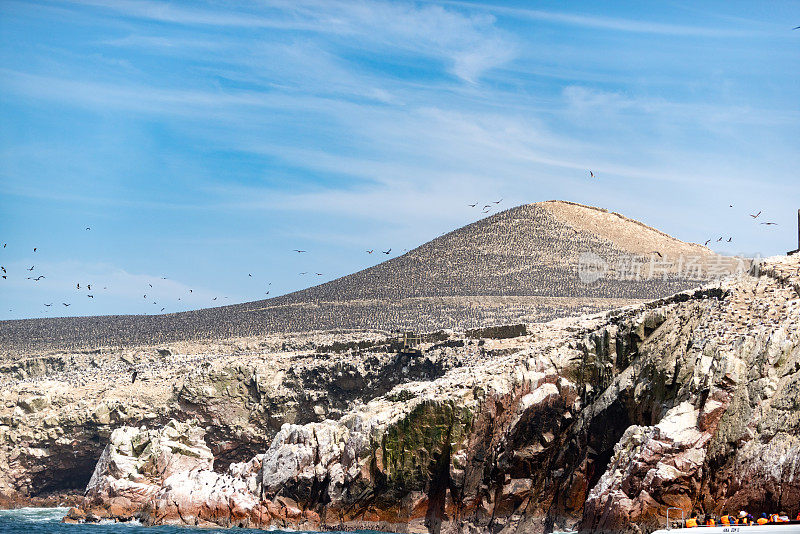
0,201 -> 743,353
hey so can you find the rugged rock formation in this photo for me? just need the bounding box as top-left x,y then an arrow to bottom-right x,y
0,330 -> 467,504
64,255 -> 800,533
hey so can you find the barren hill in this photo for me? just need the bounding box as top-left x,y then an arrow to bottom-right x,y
0,201 -> 742,352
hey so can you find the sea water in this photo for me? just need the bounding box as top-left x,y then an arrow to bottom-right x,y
0,508 -> 586,534
0,508 -> 371,534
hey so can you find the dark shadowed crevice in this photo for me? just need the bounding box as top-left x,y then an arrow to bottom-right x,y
585,399 -> 631,492
425,429 -> 453,534
30,457 -> 97,495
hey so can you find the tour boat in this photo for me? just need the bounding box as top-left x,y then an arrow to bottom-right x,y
653,522 -> 800,534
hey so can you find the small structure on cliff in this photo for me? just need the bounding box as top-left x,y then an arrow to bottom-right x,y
399,331 -> 422,356
788,208 -> 800,256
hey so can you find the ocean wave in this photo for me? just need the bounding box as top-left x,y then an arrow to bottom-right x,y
0,507 -> 69,522
96,518 -> 143,526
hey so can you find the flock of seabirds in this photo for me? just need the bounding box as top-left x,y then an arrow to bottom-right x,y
0,183 -> 782,318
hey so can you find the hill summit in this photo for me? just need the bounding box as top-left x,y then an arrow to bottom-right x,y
0,201 -> 742,352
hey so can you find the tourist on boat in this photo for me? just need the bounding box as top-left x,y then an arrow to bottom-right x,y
769,513 -> 781,523
777,512 -> 789,522
720,512 -> 735,526
704,514 -> 716,527
739,511 -> 752,525
686,512 -> 699,527
757,513 -> 769,525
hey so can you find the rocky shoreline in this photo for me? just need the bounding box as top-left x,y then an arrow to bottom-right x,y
0,490 -> 82,510
45,255 -> 800,533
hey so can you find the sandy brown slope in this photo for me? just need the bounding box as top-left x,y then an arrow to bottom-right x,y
0,201 -> 742,354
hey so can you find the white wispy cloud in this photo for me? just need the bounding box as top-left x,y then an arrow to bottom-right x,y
60,0 -> 516,82
561,85 -> 800,127
439,1 -> 763,37
66,0 -> 311,29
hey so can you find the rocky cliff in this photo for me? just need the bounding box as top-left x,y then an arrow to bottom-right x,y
56,254 -> 800,533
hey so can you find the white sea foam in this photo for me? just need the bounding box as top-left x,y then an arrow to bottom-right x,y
0,507 -> 69,522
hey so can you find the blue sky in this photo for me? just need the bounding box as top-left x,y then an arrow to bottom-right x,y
1,0 -> 799,320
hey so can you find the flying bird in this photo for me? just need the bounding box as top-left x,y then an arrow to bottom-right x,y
143,295 -> 147,298
750,211 -> 761,219
652,251 -> 662,258
1,267 -> 5,273
44,303 -> 51,307
316,273 -> 323,276
77,283 -> 80,289
87,294 -> 94,298
86,227 -> 91,230
212,297 -> 217,300
299,272 -> 308,275
382,249 -> 391,254
717,237 -> 723,242
87,284 -> 91,290
148,283 -> 152,288
248,273 -> 252,277
293,249 -> 307,253
33,248 -> 36,252
1,276 -> 6,280
760,222 -> 778,225
589,170 -> 595,178
468,203 -> 478,207
161,307 -> 165,312
727,237 -> 732,242
366,250 -> 374,254
62,303 -> 70,307
189,289 -> 192,293
493,199 -> 502,204
265,291 -> 270,295
2,244 -> 5,248
33,275 -> 45,281
28,266 -> 34,271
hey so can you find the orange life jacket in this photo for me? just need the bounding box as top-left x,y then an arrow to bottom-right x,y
721,515 -> 734,526
770,514 -> 780,523
686,518 -> 698,528
706,518 -> 716,527
757,518 -> 769,525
